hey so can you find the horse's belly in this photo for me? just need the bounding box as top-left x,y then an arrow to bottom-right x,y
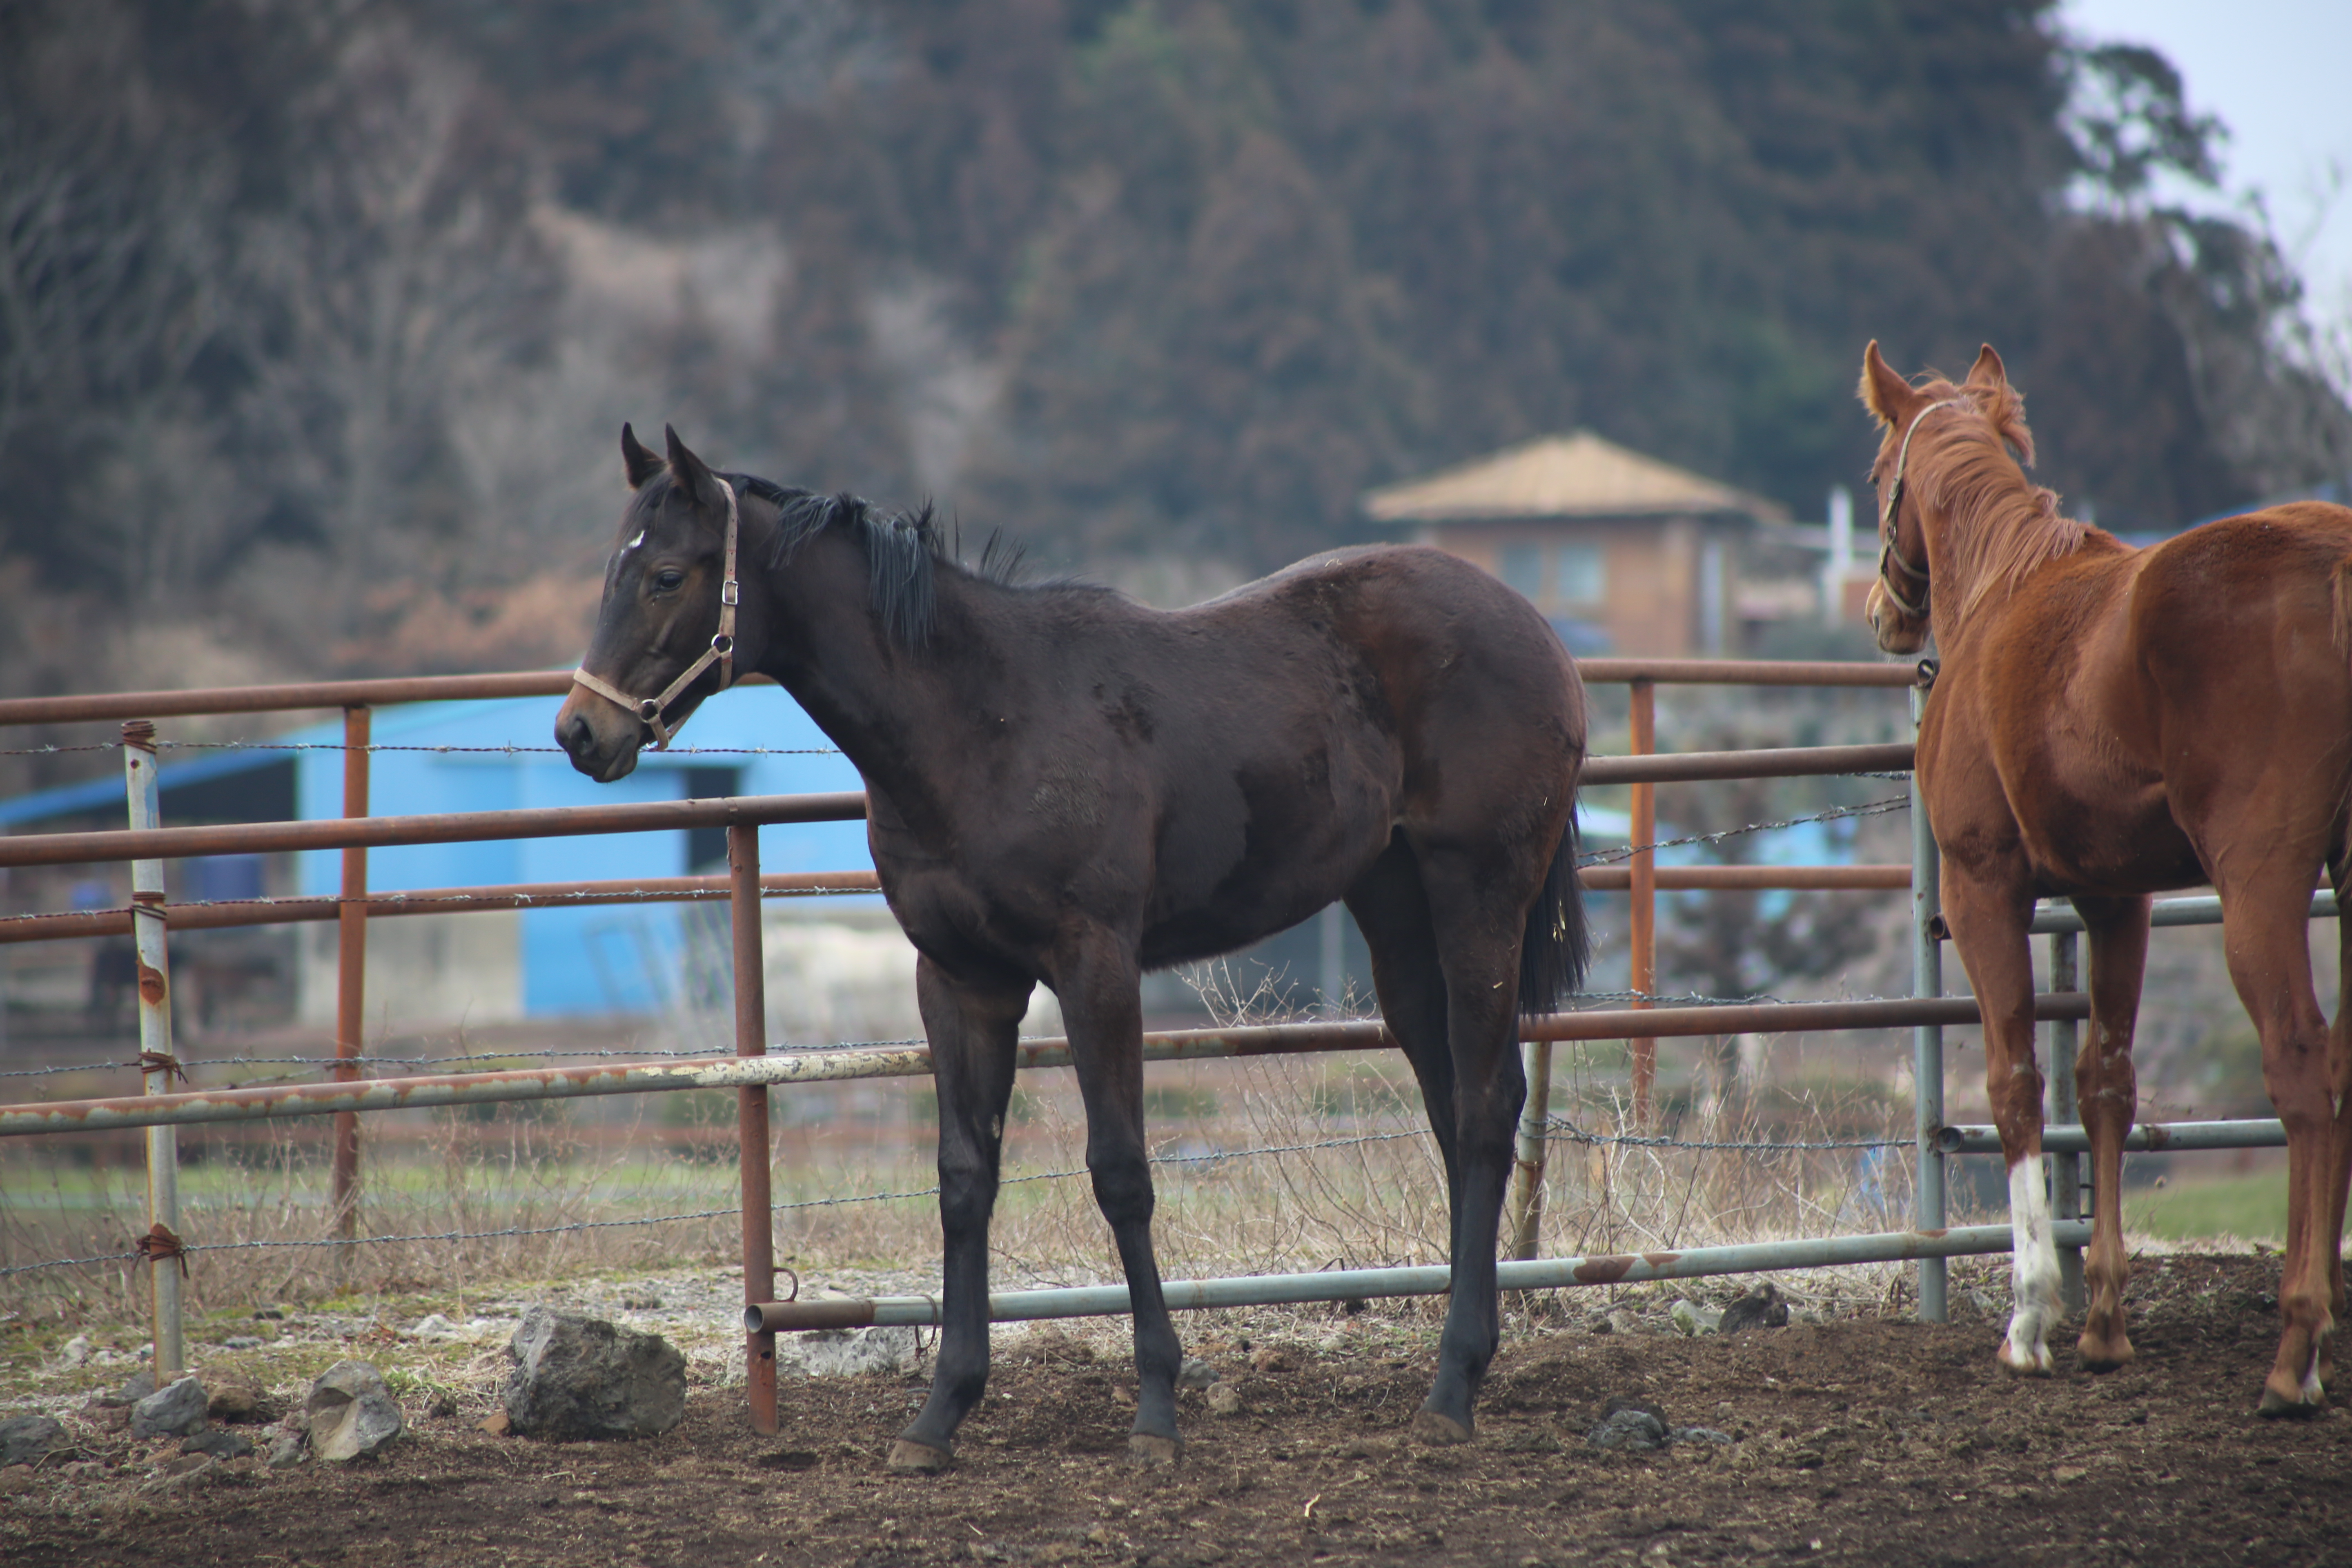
2019,793 -> 2203,896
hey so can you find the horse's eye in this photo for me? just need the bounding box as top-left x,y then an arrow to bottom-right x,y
653,569 -> 685,592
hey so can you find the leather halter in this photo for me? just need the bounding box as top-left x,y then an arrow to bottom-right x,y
1874,397 -> 1966,621
571,474 -> 741,750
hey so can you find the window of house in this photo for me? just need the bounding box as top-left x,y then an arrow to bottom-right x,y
1499,543 -> 1543,600
1555,543 -> 1605,604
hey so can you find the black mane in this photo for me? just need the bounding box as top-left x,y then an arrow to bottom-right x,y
736,475 -> 949,651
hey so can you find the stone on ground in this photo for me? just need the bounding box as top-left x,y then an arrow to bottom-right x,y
0,1414 -> 67,1466
305,1362 -> 404,1462
182,1429 -> 256,1460
206,1375 -> 271,1423
1719,1283 -> 1789,1334
130,1377 -> 209,1439
503,1306 -> 685,1440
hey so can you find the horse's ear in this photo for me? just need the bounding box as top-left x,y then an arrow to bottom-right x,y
662,425 -> 730,519
621,423 -> 664,490
1858,340 -> 1920,429
1965,343 -> 2008,391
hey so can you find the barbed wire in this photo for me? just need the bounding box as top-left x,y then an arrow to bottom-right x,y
0,1116 -> 1910,1279
1577,796 -> 1909,867
1544,1116 -> 1904,1153
0,880 -> 881,930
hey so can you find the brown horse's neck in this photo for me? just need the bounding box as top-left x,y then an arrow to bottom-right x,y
739,513 -> 977,841
1915,427 -> 2094,651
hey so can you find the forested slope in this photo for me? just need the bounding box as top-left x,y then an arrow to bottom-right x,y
2,0 -> 2344,747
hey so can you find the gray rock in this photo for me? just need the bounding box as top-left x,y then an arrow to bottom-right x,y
206,1375 -> 270,1424
1671,1426 -> 1734,1445
58,1336 -> 92,1368
1668,1298 -> 1722,1336
306,1362 -> 403,1462
181,1429 -> 255,1460
1606,1308 -> 1643,1336
220,1336 -> 265,1351
266,1428 -> 308,1469
1586,1408 -> 1669,1451
780,1325 -> 919,1379
0,1414 -> 67,1466
131,1376 -> 209,1439
503,1307 -> 685,1440
1176,1357 -> 1220,1390
1719,1283 -> 1788,1334
1206,1383 -> 1245,1417
97,1370 -> 156,1408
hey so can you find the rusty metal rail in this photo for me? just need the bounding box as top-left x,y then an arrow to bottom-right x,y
0,791 -> 869,869
0,659 -> 1923,731
0,994 -> 2091,1137
0,871 -> 885,944
0,671 -> 576,727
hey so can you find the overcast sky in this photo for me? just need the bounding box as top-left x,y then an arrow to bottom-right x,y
2060,0 -> 2351,361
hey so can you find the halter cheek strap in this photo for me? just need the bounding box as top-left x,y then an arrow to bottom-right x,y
1875,398 -> 1966,620
571,474 -> 741,751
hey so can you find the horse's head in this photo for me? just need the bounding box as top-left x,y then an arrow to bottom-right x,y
1856,340 -> 2017,655
557,424 -> 749,782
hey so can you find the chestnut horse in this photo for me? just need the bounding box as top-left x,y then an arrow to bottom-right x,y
1860,341 -> 2352,1414
557,426 -> 1590,1465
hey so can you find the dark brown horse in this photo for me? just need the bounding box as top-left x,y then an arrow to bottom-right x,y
557,426 -> 1589,1464
1860,341 -> 2352,1414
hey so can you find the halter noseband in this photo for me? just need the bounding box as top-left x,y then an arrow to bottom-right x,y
571,475 -> 741,750
1874,397 -> 1966,621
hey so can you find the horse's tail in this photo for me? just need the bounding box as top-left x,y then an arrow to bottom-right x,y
1518,808 -> 1590,1019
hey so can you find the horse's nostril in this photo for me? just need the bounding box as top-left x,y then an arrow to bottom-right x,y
559,713 -> 590,754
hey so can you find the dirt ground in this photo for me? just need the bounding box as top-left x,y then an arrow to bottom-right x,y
5,1253 -> 2348,1568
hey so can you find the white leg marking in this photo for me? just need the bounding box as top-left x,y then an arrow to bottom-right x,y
2002,1158 -> 2060,1374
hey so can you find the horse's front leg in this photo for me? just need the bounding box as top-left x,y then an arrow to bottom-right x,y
2070,894 -> 2149,1371
1941,865 -> 2056,1373
1055,931 -> 1184,1464
890,956 -> 1029,1472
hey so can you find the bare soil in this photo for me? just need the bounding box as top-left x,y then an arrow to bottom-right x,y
4,1254 -> 2346,1567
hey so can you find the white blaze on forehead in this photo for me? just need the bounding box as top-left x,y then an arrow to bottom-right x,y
623,530 -> 646,552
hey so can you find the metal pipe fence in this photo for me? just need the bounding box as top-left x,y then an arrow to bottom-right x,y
0,655 -> 2308,1433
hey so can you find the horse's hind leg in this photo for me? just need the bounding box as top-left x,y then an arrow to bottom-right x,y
2319,849 -> 2352,1394
1938,863 -> 2058,1373
1345,836 -> 1459,1192
891,958 -> 1029,1472
1054,931 -> 1185,1464
2071,894 -> 2151,1371
1401,846 -> 1530,1443
2212,869 -> 2337,1416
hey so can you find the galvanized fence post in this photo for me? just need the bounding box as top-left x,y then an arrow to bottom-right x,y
1627,678 -> 1657,1126
1506,1041 -> 1551,1259
1909,680 -> 1947,1322
2048,929 -> 2085,1312
730,822 -> 778,1435
332,704 -> 370,1266
123,720 -> 184,1377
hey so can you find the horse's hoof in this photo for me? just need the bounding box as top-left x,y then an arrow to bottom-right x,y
886,1438 -> 954,1472
1126,1433 -> 1182,1467
1996,1341 -> 2054,1377
1410,1407 -> 1473,1445
2257,1370 -> 2326,1419
2076,1336 -> 2136,1374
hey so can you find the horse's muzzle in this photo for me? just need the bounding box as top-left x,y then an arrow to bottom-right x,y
555,692 -> 644,782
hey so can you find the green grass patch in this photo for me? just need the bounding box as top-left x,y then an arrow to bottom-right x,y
2126,1170 -> 2286,1243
